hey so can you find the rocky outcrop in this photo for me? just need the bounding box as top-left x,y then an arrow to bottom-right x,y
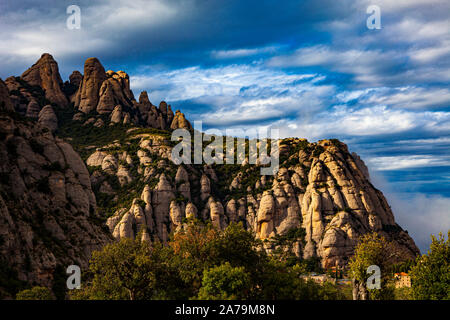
152,174 -> 176,243
5,54 -> 193,133
74,57 -> 107,113
5,71 -> 58,119
0,99 -> 111,297
38,105 -> 58,132
298,140 -> 418,267
21,53 -> 68,107
185,202 -> 198,219
116,165 -> 133,186
352,152 -> 370,181
96,70 -> 133,114
110,105 -> 123,123
73,59 -> 129,117
2,54 -> 418,278
175,166 -> 191,200
257,191 -> 276,239
207,197 -> 225,230
69,57 -> 185,130
170,110 -> 192,130
94,134 -> 419,269
86,150 -> 108,167
170,201 -> 184,231
0,79 -> 14,112
137,91 -> 159,128
26,100 -> 41,118
200,174 -> 211,201
69,71 -> 83,88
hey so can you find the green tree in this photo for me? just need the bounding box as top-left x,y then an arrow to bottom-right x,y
348,232 -> 400,300
169,221 -> 267,298
256,259 -> 347,300
409,231 -> 449,300
268,227 -> 306,265
258,258 -> 320,299
168,221 -> 220,297
198,263 -> 251,300
16,286 -> 53,300
295,256 -> 323,274
318,281 -> 350,300
72,221 -> 355,300
71,238 -> 163,300
210,222 -> 265,271
394,287 -> 413,300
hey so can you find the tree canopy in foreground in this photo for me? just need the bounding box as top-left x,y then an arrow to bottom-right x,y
71,221 -> 348,300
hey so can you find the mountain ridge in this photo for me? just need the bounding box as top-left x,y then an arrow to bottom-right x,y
0,53 -> 420,296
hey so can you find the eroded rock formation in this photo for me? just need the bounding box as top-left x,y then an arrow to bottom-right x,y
0,54 -> 420,298
21,53 -> 68,107
99,134 -> 419,268
0,89 -> 111,297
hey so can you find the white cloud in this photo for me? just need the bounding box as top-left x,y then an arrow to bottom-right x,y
267,45 -> 405,86
338,86 -> 450,110
394,137 -> 450,145
131,64 -> 322,105
388,192 -> 450,253
211,46 -> 279,59
389,19 -> 450,43
367,155 -> 450,171
361,0 -> 448,12
131,62 -> 450,142
96,0 -> 176,29
267,1 -> 450,87
277,106 -> 420,140
268,42 -> 450,87
409,41 -> 450,64
3,29 -> 111,59
369,171 -> 450,253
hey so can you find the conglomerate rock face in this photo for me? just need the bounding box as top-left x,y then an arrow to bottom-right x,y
0,79 -> 14,112
73,57 -> 107,114
0,89 -> 111,297
0,53 -> 420,294
37,105 -> 58,132
70,57 -> 188,130
97,133 -> 419,268
21,53 -> 68,108
5,54 -> 191,131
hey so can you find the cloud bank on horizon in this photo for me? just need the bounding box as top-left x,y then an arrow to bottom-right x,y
0,0 -> 449,252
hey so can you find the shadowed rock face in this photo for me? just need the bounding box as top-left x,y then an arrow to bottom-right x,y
37,105 -> 58,132
69,71 -> 83,88
21,53 -> 68,108
0,88 -> 111,298
0,79 -> 14,112
74,57 -> 107,114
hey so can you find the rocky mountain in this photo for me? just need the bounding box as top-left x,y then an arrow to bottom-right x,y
92,134 -> 419,268
69,56 -> 191,130
0,53 -> 420,296
5,53 -> 191,132
0,79 -> 111,298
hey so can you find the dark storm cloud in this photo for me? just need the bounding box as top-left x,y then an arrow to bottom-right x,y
0,0 -> 349,77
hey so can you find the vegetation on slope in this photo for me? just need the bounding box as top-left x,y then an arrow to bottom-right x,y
70,222 -> 349,300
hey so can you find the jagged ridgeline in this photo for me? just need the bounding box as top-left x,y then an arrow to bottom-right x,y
0,53 -> 419,297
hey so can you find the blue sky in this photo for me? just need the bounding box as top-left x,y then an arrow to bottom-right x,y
0,0 -> 449,252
